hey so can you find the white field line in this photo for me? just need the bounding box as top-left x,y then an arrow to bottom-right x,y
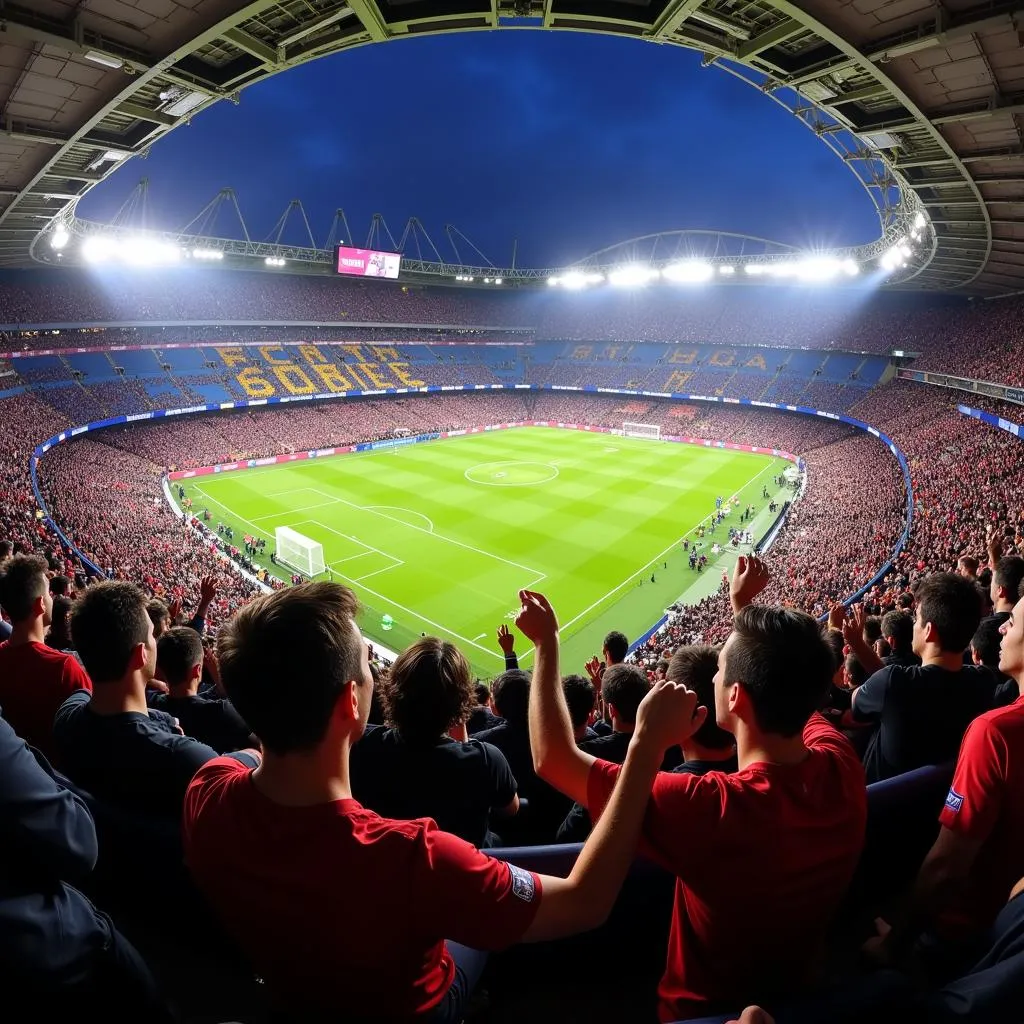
350,563 -> 405,583
556,458 -> 780,638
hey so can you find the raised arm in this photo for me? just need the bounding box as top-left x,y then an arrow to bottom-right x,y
520,590 -> 594,807
522,679 -> 705,941
729,555 -> 770,615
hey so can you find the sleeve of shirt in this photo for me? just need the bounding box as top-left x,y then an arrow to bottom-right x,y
586,758 -> 717,874
851,666 -> 894,722
482,742 -> 517,807
938,714 -> 1006,841
0,715 -> 98,881
62,655 -> 92,696
411,822 -> 542,950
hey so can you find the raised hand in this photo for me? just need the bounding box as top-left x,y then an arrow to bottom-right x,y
842,603 -> 867,647
730,555 -> 770,613
199,575 -> 219,606
828,603 -> 846,631
584,655 -> 603,686
496,623 -> 516,654
167,597 -> 182,624
986,525 -> 1004,565
633,679 -> 707,754
515,590 -> 559,645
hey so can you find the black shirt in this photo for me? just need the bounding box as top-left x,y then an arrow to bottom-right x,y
53,690 -> 219,815
852,663 -> 994,783
149,693 -> 253,754
350,725 -> 517,847
474,720 -> 570,842
467,705 -> 502,736
883,651 -> 922,668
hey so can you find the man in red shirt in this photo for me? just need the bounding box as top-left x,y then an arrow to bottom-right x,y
867,584 -> 1024,972
183,581 -> 706,1022
0,554 -> 91,761
526,555 -> 868,1022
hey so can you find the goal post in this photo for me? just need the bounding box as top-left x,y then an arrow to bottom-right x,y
275,525 -> 326,579
623,421 -> 662,441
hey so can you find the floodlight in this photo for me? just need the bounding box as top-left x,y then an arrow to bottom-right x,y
264,256 -> 286,267
842,259 -> 859,276
163,90 -> 207,117
547,277 -> 559,286
494,278 -> 503,285
560,271 -> 590,290
608,264 -> 657,287
50,227 -> 70,250
122,236 -> 180,266
718,265 -> 735,275
662,261 -> 714,284
82,236 -> 115,263
744,264 -> 765,275
914,211 -> 927,229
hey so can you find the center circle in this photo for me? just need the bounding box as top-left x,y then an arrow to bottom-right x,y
464,461 -> 559,487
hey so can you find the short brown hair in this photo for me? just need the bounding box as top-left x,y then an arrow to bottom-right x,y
668,645 -> 733,750
72,581 -> 151,683
724,606 -> 833,737
0,553 -> 48,623
217,582 -> 364,754
383,636 -> 474,743
157,626 -> 204,687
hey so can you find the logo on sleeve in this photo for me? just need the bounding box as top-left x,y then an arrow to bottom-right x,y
945,788 -> 964,814
507,863 -> 536,903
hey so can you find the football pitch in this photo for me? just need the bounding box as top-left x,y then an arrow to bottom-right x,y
180,427 -> 789,677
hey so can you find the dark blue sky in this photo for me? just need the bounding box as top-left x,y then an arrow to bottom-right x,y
79,31 -> 880,268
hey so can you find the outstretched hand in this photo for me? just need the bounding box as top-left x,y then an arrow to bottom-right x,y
730,555 -> 770,613
515,590 -> 559,645
496,623 -> 516,655
633,679 -> 707,754
841,603 -> 867,647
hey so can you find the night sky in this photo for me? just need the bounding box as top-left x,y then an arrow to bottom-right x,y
78,31 -> 880,268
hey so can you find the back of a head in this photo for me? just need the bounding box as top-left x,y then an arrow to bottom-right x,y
49,595 -> 74,645
958,555 -> 979,576
601,663 -> 650,726
474,681 -> 490,706
914,572 -> 983,654
49,574 -> 71,597
863,617 -> 882,644
726,605 -> 833,738
217,582 -> 364,755
0,553 -> 48,624
157,626 -> 205,688
384,636 -> 474,743
72,581 -> 151,684
668,644 -> 733,750
0,540 -> 13,561
603,630 -> 629,664
561,673 -> 596,730
821,629 -> 845,675
971,616 -> 1004,669
880,610 -> 913,653
490,669 -> 530,724
995,556 -> 1024,605
844,652 -> 867,689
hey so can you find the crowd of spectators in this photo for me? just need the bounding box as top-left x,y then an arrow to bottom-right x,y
3,316 -> 1024,1024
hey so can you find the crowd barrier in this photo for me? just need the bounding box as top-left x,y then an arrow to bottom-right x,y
29,383 -> 914,643
958,403 -> 1023,438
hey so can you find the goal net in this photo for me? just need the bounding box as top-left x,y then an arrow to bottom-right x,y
623,421 -> 661,441
275,525 -> 326,578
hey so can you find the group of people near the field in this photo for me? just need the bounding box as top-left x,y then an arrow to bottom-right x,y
2,535 -> 1023,1023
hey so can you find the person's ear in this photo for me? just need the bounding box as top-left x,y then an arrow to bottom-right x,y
189,661 -> 203,684
726,680 -> 744,716
130,642 -> 148,674
924,620 -> 939,645
32,594 -> 46,619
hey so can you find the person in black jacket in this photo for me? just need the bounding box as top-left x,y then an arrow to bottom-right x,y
0,713 -> 169,1020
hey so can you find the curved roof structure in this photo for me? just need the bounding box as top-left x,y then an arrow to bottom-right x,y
3,0 -> 1022,294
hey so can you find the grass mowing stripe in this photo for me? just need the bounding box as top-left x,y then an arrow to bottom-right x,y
182,428 -> 789,677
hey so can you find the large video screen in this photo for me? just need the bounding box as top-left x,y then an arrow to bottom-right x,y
335,245 -> 402,279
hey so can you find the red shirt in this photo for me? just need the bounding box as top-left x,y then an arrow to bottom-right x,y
0,640 -> 92,762
938,695 -> 1024,936
183,758 -> 541,1018
587,714 -> 867,1022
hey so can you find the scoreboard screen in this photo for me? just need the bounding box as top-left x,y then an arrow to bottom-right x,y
335,245 -> 402,279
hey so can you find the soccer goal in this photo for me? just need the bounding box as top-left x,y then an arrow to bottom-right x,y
623,422 -> 662,441
275,525 -> 326,578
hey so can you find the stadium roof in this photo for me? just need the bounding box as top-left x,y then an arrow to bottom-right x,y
3,0 -> 1023,295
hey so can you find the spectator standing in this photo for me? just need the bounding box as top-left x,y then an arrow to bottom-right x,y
867,585 -> 1024,977
849,574 -> 992,782
53,582 -> 230,816
350,636 -> 519,847
0,555 -> 91,761
525,557 -> 867,1022
151,627 -> 254,754
184,581 -> 703,1022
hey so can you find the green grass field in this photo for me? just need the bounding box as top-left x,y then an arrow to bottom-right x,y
180,427 -> 788,676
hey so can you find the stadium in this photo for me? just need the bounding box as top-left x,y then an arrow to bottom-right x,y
1,2 -> 1024,1024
